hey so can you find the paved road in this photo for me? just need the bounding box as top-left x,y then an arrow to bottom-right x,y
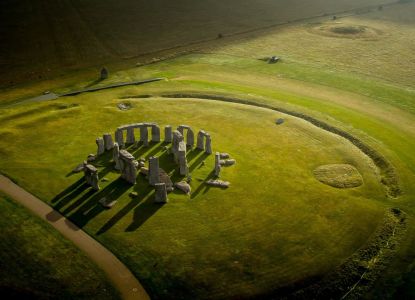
0,175 -> 150,300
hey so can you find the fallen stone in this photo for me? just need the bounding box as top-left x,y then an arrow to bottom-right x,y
220,159 -> 236,166
99,197 -> 117,208
129,192 -> 138,198
87,154 -> 96,162
175,181 -> 191,195
117,102 -> 132,111
140,167 -> 149,176
220,153 -> 230,159
276,118 -> 285,125
72,163 -> 85,173
206,179 -> 230,188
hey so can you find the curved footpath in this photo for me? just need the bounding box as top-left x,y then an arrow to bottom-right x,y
0,175 -> 150,300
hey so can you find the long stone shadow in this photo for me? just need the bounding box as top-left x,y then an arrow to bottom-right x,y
191,170 -> 216,199
189,152 -> 210,173
51,177 -> 85,204
68,178 -> 131,228
125,193 -> 165,232
95,178 -> 154,235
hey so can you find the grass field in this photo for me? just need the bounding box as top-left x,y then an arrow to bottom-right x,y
0,0 -> 392,87
1,1 -> 415,299
0,192 -> 119,299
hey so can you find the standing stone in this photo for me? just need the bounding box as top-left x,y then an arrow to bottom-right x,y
115,129 -> 124,147
126,127 -> 135,144
113,142 -> 121,170
178,141 -> 188,176
164,126 -> 173,143
103,133 -> 114,150
84,163 -> 100,190
205,134 -> 212,154
96,137 -> 105,156
215,152 -> 221,177
152,125 -> 161,142
186,129 -> 194,148
154,183 -> 168,203
140,126 -> 149,146
197,130 -> 205,150
119,150 -> 137,184
100,67 -> 109,79
172,130 -> 184,159
149,156 -> 160,186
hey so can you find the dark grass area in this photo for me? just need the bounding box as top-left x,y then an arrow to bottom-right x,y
0,193 -> 120,300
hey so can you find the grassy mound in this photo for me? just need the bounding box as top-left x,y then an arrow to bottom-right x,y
330,25 -> 366,35
313,164 -> 364,188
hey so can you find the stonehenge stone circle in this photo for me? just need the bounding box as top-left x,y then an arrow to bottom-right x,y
140,125 -> 149,146
84,163 -> 100,190
119,150 -> 137,184
175,181 -> 191,195
149,156 -> 160,186
205,134 -> 212,154
207,179 -> 230,188
96,137 -> 105,156
126,126 -> 136,144
115,129 -> 124,147
113,142 -> 121,170
177,125 -> 195,148
152,124 -> 161,142
154,183 -> 168,203
215,152 -> 221,177
103,133 -> 114,150
164,126 -> 173,143
196,130 -> 212,154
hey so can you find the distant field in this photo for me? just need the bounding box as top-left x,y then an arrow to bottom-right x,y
0,0 -> 392,86
0,193 -> 119,299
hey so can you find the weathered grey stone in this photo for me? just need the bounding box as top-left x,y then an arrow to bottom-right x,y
119,150 -> 137,184
115,129 -> 124,147
205,134 -> 212,154
175,181 -> 191,195
126,127 -> 135,144
154,183 -> 168,203
96,137 -> 105,156
103,133 -> 114,150
149,156 -> 160,186
220,153 -> 230,159
113,143 -> 121,170
140,167 -> 149,176
164,126 -> 173,143
220,159 -> 236,166
140,126 -> 149,146
276,118 -> 285,125
197,130 -> 206,150
99,197 -> 117,208
87,154 -> 96,163
84,163 -> 100,190
186,129 -> 194,148
159,169 -> 174,192
72,163 -> 85,173
151,125 -> 161,142
206,179 -> 230,188
178,141 -> 188,175
215,152 -> 221,177
172,130 -> 184,159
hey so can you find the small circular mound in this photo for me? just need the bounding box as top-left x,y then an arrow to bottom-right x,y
308,22 -> 382,40
313,164 -> 363,188
330,25 -> 365,35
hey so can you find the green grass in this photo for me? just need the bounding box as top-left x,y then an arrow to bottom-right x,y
0,192 -> 119,299
0,95 -> 388,299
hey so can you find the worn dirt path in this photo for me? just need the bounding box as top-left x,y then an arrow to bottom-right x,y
0,175 -> 150,300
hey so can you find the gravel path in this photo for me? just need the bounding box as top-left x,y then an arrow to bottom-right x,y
0,175 -> 150,300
